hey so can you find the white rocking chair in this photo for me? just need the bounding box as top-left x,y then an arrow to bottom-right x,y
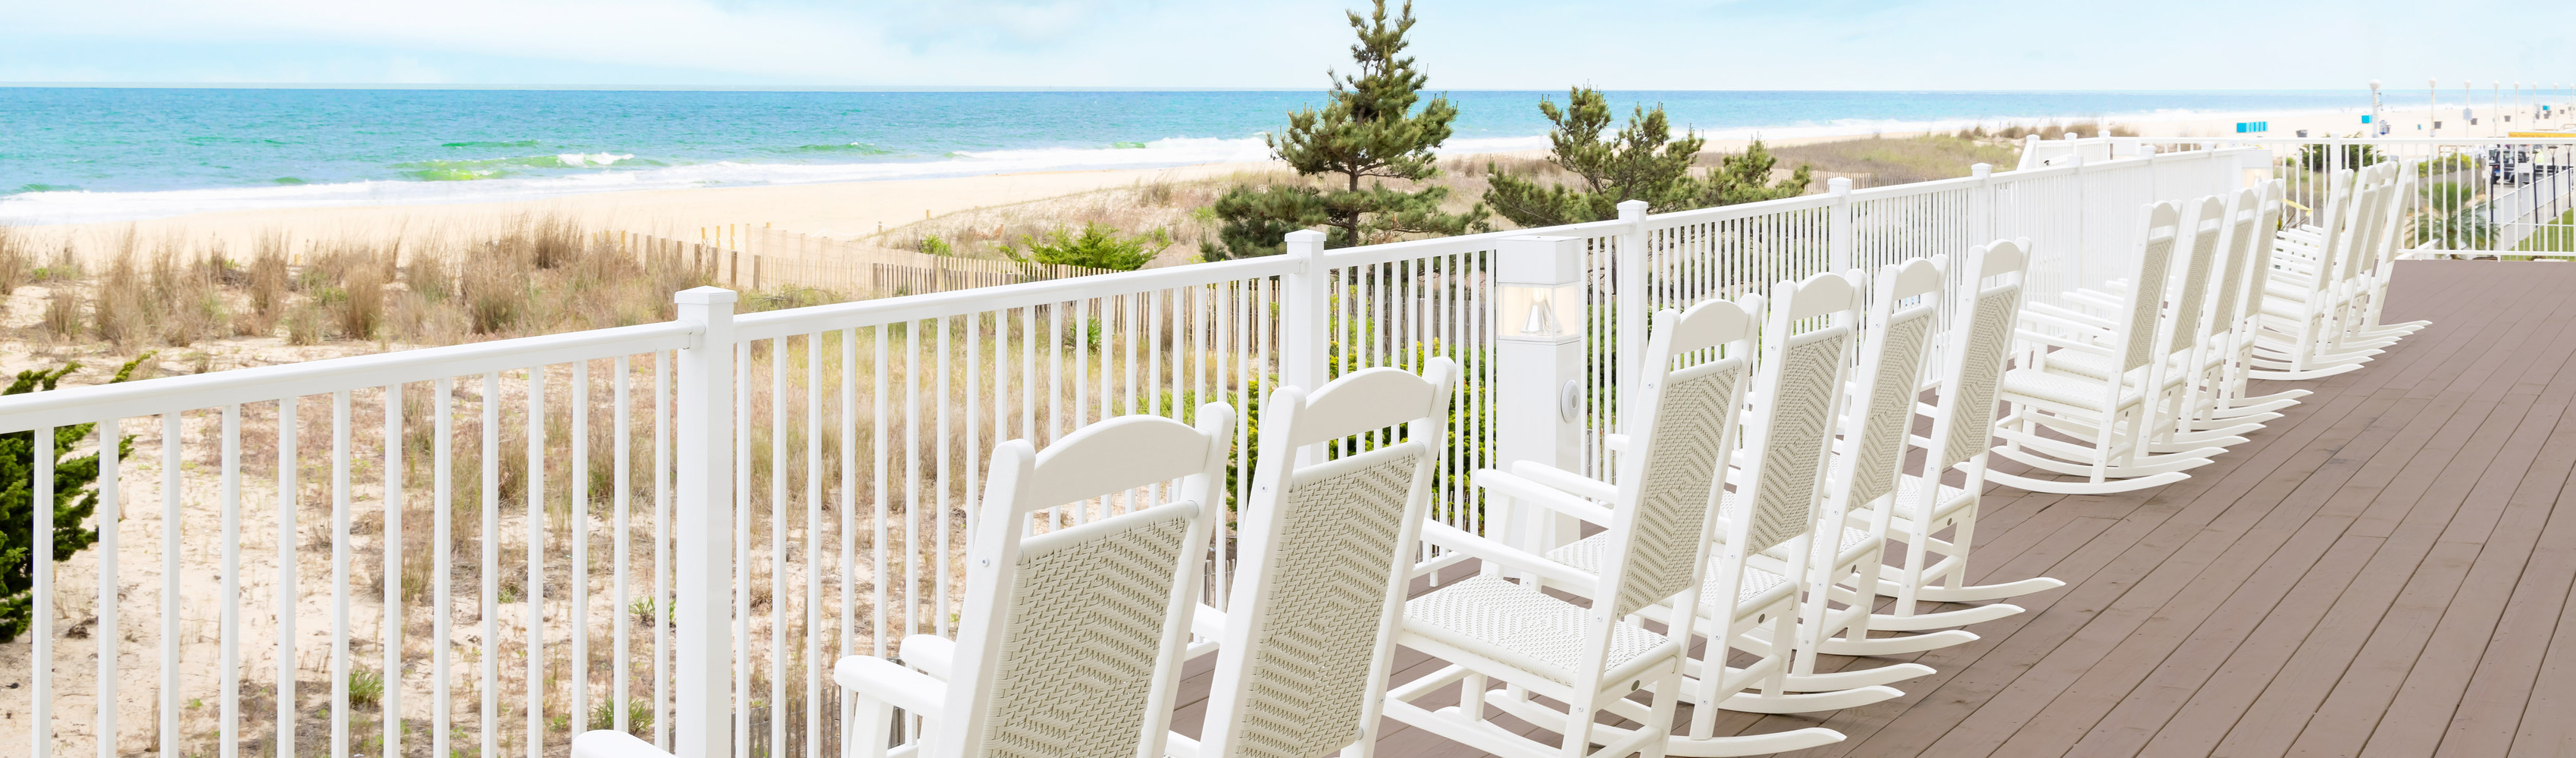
1989,201 -> 2224,493
1385,295 -> 1848,757
1175,362 -> 1457,758
2249,167 -> 2394,378
2178,185 -> 2311,431
1881,239 -> 2068,614
831,409 -> 1235,758
1795,256 -> 2011,650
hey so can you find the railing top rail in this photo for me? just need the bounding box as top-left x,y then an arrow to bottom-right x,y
1314,218 -> 1631,268
731,254 -> 1300,340
2101,136 -> 2576,146
0,321 -> 698,433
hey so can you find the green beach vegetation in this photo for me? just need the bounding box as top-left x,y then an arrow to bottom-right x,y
1207,0 -> 1490,258
1482,86 -> 1812,227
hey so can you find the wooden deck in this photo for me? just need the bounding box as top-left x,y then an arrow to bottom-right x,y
1169,260 -> 2576,757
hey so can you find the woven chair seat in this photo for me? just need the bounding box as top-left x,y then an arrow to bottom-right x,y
2040,351 -> 2184,389
2001,368 -> 2145,409
1888,479 -> 1973,524
1545,531 -> 1797,609
1402,575 -> 1667,688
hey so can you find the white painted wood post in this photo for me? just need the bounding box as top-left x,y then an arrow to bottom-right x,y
2141,143 -> 2161,201
1827,177 -> 1855,272
1280,229 -> 1330,463
1616,199 -> 1649,427
1493,235 -> 1586,565
1970,164 -> 1996,246
674,287 -> 737,758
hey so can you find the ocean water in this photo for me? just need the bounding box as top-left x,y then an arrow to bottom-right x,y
0,87 -> 2373,224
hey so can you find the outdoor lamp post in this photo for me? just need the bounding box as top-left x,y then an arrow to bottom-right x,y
1493,234 -> 1586,565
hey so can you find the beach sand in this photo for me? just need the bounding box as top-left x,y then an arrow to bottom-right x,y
5,109 -> 2446,265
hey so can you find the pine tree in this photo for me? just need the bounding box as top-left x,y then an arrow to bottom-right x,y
1692,139 -> 1813,207
2,354 -> 149,644
1207,0 -> 1486,258
1483,86 -> 1813,228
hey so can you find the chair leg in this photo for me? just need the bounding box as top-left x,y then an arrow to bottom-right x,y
847,694 -> 896,758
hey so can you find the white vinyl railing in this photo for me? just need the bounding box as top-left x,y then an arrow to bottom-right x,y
2,144 -> 2253,758
2099,135 -> 2576,256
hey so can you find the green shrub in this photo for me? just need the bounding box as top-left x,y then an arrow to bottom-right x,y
2,354 -> 151,643
348,666 -> 386,706
1003,223 -> 1169,271
916,234 -> 954,257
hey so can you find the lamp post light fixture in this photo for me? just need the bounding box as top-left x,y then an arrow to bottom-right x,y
1492,234 -> 1588,564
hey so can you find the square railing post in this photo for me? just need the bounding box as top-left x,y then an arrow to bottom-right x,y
1827,177 -> 1855,273
1970,164 -> 1995,246
1280,230 -> 1330,465
674,287 -> 737,758
1616,199 -> 1650,428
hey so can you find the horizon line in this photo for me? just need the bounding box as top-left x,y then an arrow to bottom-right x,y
0,82 -> 2390,94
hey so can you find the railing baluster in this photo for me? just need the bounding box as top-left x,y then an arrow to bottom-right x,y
331,390 -> 352,758
34,423 -> 53,758
276,396 -> 296,758
97,415 -> 121,758
434,378 -> 453,758
481,373 -> 499,758
160,413 -> 181,758
383,384 -> 403,758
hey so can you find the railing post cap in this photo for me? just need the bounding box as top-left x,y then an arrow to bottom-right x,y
1616,199 -> 1651,218
1827,177 -> 1854,193
1970,163 -> 1994,177
675,287 -> 738,305
1284,229 -> 1327,243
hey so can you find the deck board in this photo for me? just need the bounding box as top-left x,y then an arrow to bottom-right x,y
1162,260 -> 2576,757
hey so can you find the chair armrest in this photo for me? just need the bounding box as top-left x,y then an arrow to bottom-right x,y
572,731 -> 672,758
2064,290 -> 2124,311
1475,469 -> 1614,527
835,656 -> 947,719
2024,302 -> 2117,331
897,634 -> 956,681
1191,603 -> 1229,643
1417,522 -> 1597,589
2015,329 -> 2114,356
1604,433 -> 1630,453
1508,461 -> 1618,503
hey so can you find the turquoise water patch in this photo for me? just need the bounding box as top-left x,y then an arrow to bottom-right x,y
1112,141 -> 1148,149
443,139 -> 542,148
14,183 -> 80,193
271,177 -> 308,185
390,154 -> 628,179
781,143 -> 895,155
402,167 -> 509,181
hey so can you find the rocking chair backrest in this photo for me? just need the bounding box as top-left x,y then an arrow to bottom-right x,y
2368,165 -> 2417,280
2116,202 -> 2186,376
1839,258 -> 1945,511
1737,272 -> 1864,555
2164,195 -> 2227,357
1599,296 -> 1759,621
2240,181 -> 2288,327
2304,168 -> 2361,297
1198,362 -> 1456,758
2202,187 -> 2262,347
2343,180 -> 2396,288
1930,240 -> 2033,473
941,409 -> 1235,758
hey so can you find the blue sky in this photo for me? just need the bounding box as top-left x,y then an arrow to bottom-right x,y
2,0 -> 2568,90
